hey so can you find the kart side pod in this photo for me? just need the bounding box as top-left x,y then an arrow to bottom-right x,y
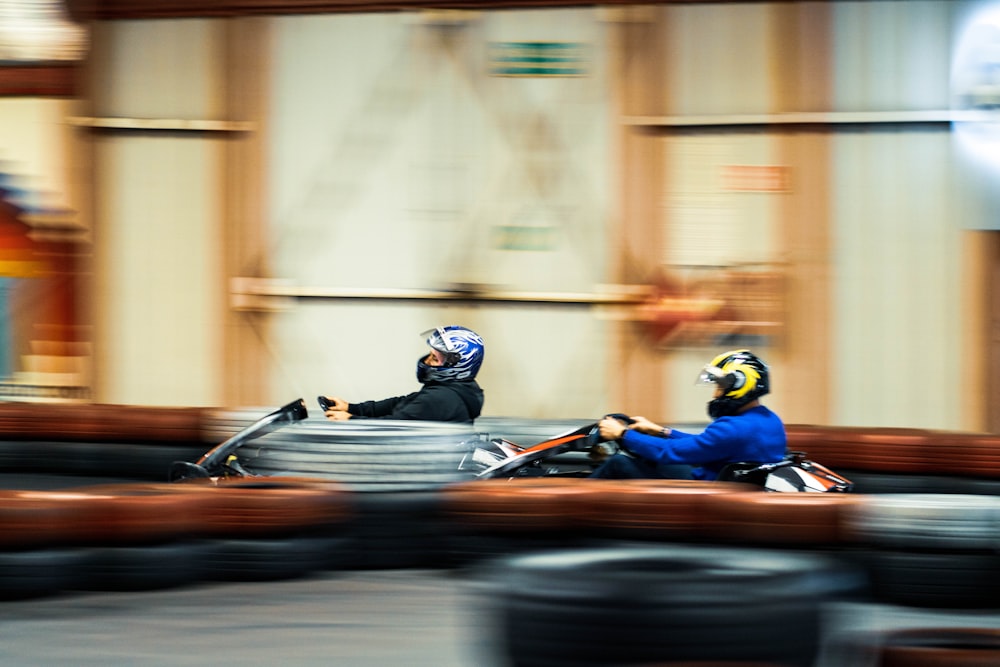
717,451 -> 854,492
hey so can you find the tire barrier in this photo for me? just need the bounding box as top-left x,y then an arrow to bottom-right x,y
929,434 -> 1000,479
0,479 -> 353,549
0,490 -> 101,549
194,535 -> 352,582
0,406 -> 999,601
785,425 -> 1000,483
785,426 -> 931,475
0,402 -> 998,488
841,493 -> 1000,551
0,488 -> 199,549
476,545 -> 866,667
1,477 -> 999,622
441,478 -> 858,548
178,477 -> 355,537
700,492 -> 864,546
0,478 -> 357,598
0,440 -> 209,481
74,542 -> 205,592
0,402 -> 206,444
0,537 -> 354,598
840,494 -> 1000,609
440,478 -> 607,564
441,478 -> 599,532
856,550 -> 1000,610
336,491 -> 455,569
581,479 -> 754,539
0,548 -> 90,601
830,470 -> 1000,495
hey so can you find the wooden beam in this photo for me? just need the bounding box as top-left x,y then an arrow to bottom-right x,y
0,63 -> 78,97
67,116 -> 255,133
64,0 -> 799,22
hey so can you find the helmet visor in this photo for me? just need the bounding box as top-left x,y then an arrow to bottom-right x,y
421,328 -> 461,367
697,365 -> 738,392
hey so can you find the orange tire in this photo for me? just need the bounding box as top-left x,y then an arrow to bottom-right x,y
581,479 -> 755,537
701,492 -> 865,545
441,478 -> 597,532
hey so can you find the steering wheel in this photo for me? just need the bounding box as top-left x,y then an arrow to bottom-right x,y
604,412 -> 636,427
587,413 -> 639,461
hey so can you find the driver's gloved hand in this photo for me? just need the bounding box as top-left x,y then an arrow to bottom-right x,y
597,416 -> 630,442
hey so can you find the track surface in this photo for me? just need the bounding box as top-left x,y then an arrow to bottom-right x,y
1,569 -> 1000,666
0,570 -> 492,666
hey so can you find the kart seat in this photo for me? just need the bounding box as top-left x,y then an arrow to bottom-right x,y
716,458 -> 794,486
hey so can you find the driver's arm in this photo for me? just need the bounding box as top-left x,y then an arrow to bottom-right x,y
598,415 -> 669,440
629,416 -> 670,438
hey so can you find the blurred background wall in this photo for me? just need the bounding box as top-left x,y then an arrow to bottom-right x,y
2,0 -> 999,432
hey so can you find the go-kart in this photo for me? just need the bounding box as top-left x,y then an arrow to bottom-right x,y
169,398 -> 311,483
458,413 -> 854,492
169,398 -> 853,493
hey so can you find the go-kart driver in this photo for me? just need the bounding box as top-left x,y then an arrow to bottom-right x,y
589,349 -> 786,480
321,325 -> 485,423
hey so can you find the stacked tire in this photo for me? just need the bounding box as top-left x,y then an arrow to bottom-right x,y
477,545 -> 866,667
841,493 -> 1000,608
0,478 -> 354,597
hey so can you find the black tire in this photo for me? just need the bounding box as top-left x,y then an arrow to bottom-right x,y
833,471 -> 1000,496
0,440 -> 207,480
0,548 -> 88,600
195,534 -> 350,582
842,494 -> 1000,550
74,542 -> 202,592
835,471 -> 941,494
336,491 -> 451,569
477,544 -> 865,667
858,549 -> 1000,609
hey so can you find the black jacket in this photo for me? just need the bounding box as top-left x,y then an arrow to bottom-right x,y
348,380 -> 484,423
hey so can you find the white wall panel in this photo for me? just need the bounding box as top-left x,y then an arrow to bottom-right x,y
828,2 -> 969,428
664,3 -> 776,115
94,19 -> 225,119
832,129 -> 961,428
266,9 -> 613,418
92,19 -> 225,405
97,135 -> 224,405
832,1 -> 954,110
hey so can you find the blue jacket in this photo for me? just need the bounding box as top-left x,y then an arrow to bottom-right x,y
618,405 -> 786,480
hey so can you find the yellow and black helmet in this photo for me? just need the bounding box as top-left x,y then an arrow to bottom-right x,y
697,349 -> 770,418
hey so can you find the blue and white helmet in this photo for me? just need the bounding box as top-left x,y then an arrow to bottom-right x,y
416,326 -> 485,383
